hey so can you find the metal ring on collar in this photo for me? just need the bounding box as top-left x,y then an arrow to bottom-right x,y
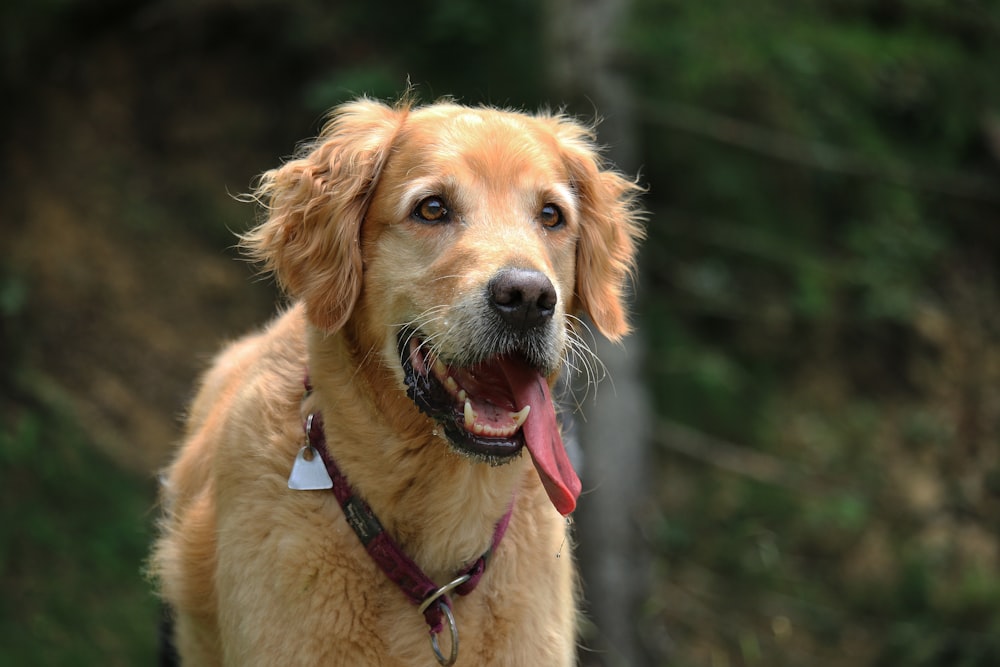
419,575 -> 470,667
417,574 -> 472,616
429,601 -> 459,666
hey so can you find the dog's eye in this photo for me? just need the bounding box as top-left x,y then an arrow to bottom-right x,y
539,204 -> 564,229
413,196 -> 449,223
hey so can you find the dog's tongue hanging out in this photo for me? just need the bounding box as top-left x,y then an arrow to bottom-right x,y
499,359 -> 581,516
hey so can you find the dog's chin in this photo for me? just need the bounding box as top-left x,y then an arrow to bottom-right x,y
399,332 -> 530,466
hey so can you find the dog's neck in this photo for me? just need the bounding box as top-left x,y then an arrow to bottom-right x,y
304,325 -> 530,583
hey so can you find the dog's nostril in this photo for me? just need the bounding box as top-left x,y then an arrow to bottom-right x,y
488,268 -> 557,330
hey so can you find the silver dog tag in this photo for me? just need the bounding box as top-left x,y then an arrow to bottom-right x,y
288,446 -> 334,490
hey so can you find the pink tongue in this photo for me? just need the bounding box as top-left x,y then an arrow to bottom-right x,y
499,360 -> 581,515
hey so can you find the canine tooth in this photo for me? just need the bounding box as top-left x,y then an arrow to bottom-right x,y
464,399 -> 476,429
444,376 -> 459,394
432,358 -> 448,376
509,405 -> 531,429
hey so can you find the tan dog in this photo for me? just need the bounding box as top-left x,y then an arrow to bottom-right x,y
151,98 -> 643,666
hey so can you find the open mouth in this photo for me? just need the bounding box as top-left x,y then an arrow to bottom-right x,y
401,334 -> 529,461
399,330 -> 582,515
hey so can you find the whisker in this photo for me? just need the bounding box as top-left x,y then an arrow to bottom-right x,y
393,305 -> 463,378
351,342 -> 381,383
560,314 -> 609,408
426,274 -> 467,284
392,304 -> 451,331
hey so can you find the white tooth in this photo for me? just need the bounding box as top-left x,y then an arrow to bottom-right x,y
473,423 -> 485,435
509,405 -> 531,429
464,399 -> 476,429
445,376 -> 459,394
433,358 -> 448,376
457,389 -> 467,402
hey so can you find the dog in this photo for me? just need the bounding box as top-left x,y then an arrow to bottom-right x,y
151,97 -> 643,666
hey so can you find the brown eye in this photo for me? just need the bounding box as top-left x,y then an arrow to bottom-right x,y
413,196 -> 449,223
540,203 -> 564,229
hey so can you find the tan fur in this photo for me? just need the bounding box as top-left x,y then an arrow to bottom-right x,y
151,98 -> 643,666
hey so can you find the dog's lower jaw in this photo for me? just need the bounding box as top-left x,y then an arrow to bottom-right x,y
404,366 -> 527,467
397,329 -> 540,464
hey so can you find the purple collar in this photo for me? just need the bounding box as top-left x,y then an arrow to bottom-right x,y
303,409 -> 513,666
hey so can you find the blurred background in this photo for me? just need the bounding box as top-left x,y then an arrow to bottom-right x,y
3,0 -> 1000,665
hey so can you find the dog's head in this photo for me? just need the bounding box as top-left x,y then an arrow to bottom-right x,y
243,99 -> 643,514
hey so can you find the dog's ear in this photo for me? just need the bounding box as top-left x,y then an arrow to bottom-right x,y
551,117 -> 645,341
241,99 -> 404,332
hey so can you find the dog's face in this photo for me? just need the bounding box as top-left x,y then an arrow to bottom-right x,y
363,108 -> 579,375
243,100 -> 643,514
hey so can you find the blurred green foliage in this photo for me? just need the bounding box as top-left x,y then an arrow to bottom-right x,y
0,398 -> 157,665
628,1 -> 1000,665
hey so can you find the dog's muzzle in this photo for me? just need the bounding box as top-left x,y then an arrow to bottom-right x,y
397,266 -> 581,515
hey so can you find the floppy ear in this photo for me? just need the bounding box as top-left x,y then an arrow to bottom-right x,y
552,117 -> 645,341
241,99 -> 405,332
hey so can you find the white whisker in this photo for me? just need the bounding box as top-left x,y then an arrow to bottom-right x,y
393,304 -> 459,376
560,314 -> 609,408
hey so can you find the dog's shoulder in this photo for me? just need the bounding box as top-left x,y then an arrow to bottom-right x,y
187,304 -> 307,423
164,305 -> 308,508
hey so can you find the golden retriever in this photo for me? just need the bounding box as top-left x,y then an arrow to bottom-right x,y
151,97 -> 643,666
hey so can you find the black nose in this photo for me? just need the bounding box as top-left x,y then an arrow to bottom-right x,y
488,268 -> 557,331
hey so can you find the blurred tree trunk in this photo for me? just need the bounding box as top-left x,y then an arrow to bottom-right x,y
546,0 -> 653,665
